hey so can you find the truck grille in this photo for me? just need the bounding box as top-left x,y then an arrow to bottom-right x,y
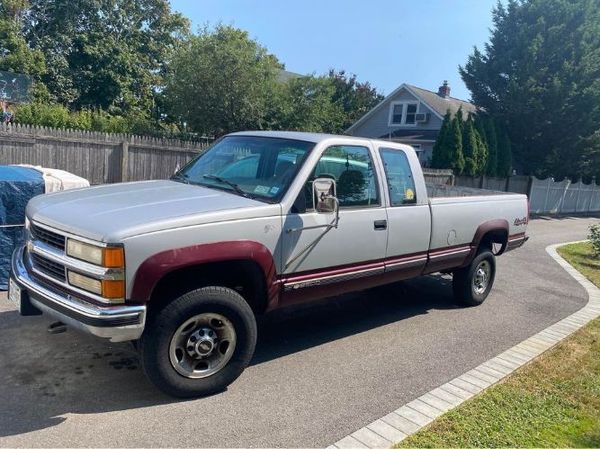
30,253 -> 66,282
30,224 -> 66,251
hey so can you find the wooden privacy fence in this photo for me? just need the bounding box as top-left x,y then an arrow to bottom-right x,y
0,123 -> 211,184
1,124 -> 600,215
455,175 -> 531,195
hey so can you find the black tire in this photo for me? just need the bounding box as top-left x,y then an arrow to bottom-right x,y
139,286 -> 257,398
452,250 -> 496,306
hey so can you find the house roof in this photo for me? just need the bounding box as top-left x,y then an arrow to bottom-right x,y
378,129 -> 440,141
277,70 -> 303,83
346,83 -> 478,133
406,84 -> 477,117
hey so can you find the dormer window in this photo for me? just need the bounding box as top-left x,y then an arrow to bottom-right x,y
389,101 -> 419,126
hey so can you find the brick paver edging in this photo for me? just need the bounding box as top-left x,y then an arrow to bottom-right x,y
327,241 -> 600,449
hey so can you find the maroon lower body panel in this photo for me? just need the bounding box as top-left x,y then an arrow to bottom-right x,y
506,232 -> 527,251
275,232 -> 528,309
423,244 -> 471,274
278,252 -> 427,307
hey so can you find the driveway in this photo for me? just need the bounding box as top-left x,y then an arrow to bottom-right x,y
0,217 -> 595,447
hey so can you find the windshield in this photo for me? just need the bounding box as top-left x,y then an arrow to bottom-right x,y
173,136 -> 315,202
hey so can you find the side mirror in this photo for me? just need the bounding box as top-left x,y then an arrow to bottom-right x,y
313,177 -> 337,213
285,177 -> 340,234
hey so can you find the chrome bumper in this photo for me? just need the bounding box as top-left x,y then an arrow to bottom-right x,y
10,245 -> 146,342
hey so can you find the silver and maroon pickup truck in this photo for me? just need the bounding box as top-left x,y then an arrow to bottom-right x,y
8,131 -> 528,397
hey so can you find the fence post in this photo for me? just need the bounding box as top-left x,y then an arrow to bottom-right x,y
544,178 -> 551,213
505,176 -> 510,192
526,176 -> 534,199
121,140 -> 129,182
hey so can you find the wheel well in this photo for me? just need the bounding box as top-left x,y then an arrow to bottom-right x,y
148,260 -> 268,315
479,229 -> 508,254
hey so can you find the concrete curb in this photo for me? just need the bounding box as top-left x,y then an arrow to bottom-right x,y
327,240 -> 600,449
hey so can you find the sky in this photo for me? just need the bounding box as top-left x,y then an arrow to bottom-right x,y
169,0 -> 499,101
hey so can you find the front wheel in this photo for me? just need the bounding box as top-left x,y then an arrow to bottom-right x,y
139,286 -> 257,398
452,250 -> 496,306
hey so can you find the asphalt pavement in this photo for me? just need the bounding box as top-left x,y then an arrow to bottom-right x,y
0,216 -> 595,447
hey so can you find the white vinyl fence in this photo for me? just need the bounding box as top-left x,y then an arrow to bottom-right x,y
529,177 -> 600,214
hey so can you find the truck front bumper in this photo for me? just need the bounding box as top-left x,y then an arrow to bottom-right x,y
10,245 -> 146,343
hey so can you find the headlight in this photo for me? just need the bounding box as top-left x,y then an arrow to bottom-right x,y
68,271 -> 102,295
66,239 -> 124,268
68,271 -> 125,302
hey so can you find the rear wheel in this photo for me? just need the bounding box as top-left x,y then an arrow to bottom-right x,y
453,250 -> 496,306
139,286 -> 257,398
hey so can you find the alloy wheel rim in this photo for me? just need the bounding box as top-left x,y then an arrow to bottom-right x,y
472,260 -> 491,295
169,313 -> 237,379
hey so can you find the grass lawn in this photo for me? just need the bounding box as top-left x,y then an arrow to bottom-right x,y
396,241 -> 600,448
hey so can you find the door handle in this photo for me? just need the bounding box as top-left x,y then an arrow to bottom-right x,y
374,219 -> 387,230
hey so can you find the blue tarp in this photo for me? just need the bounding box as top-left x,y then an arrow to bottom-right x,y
0,166 -> 44,289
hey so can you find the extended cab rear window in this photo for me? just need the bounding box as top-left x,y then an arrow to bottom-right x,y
379,148 -> 417,205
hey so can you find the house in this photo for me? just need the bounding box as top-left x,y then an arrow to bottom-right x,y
346,81 -> 477,165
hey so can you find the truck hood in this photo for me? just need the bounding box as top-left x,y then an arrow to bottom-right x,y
26,180 -> 274,242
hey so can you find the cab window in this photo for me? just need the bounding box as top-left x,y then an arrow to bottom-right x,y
306,145 -> 379,209
379,148 -> 417,205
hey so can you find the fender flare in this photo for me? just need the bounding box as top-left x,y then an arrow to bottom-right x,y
129,241 -> 279,307
463,219 -> 509,266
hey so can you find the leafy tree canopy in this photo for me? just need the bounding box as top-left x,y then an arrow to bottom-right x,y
164,25 -> 283,136
24,0 -> 189,115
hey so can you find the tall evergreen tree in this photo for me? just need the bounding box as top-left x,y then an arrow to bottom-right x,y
460,0 -> 600,179
449,115 -> 465,174
484,118 -> 498,176
462,115 -> 479,176
431,110 -> 452,169
497,126 -> 513,177
474,129 -> 488,176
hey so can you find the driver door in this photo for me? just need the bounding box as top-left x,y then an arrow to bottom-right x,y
280,144 -> 388,305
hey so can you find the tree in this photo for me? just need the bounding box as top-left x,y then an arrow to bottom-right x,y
449,115 -> 465,174
327,70 -> 383,132
24,0 -> 188,115
460,0 -> 600,179
432,111 -> 452,169
0,0 -> 46,100
268,75 -> 345,133
165,25 -> 282,136
473,127 -> 489,176
483,117 -> 498,176
432,110 -> 465,174
496,126 -> 513,177
462,115 -> 480,176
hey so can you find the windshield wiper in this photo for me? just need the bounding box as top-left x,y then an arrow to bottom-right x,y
202,174 -> 253,199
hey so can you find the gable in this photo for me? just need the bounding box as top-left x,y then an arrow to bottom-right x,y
346,83 -> 477,138
347,85 -> 443,138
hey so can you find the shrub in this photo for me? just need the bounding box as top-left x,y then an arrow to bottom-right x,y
588,224 -> 600,257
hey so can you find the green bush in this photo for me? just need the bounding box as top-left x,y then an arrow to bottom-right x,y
588,224 -> 600,258
13,103 -> 147,133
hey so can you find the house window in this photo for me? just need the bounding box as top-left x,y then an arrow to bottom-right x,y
389,102 -> 419,126
391,104 -> 404,124
405,104 -> 418,124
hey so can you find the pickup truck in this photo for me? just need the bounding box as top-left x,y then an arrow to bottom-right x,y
8,131 -> 529,397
